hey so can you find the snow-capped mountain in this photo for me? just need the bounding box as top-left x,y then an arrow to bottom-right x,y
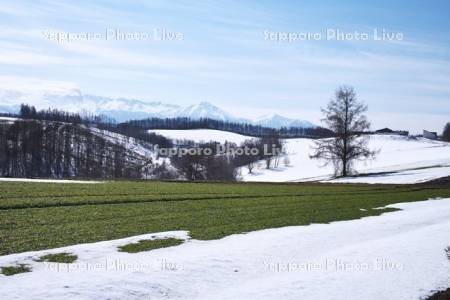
0,88 -> 316,128
176,101 -> 237,122
254,113 -> 316,129
0,88 -> 181,121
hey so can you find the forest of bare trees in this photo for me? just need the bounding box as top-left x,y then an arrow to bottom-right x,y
126,117 -> 333,138
0,120 -> 144,179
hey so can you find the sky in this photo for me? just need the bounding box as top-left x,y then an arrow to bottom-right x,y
0,0 -> 449,133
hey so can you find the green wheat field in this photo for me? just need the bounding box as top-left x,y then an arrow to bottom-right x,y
1,180 -> 449,255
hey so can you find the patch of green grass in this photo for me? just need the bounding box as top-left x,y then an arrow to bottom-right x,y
36,252 -> 77,263
0,180 -> 449,255
0,264 -> 31,276
118,238 -> 184,253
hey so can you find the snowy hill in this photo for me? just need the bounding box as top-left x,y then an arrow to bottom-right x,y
0,116 -> 177,180
149,130 -> 450,183
148,129 -> 253,144
240,135 -> 450,184
0,88 -> 316,128
86,126 -> 179,179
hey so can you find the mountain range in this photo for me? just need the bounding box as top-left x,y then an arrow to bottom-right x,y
0,88 -> 316,129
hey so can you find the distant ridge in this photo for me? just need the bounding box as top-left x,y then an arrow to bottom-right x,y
0,88 -> 316,129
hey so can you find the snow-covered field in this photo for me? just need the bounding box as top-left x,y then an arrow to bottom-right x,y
0,178 -> 101,184
148,129 -> 252,144
0,116 -> 18,121
149,129 -> 450,184
0,116 -> 18,124
241,135 -> 450,184
1,198 -> 449,300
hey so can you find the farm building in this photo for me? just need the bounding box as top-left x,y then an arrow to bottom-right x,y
423,130 -> 438,140
375,128 -> 409,136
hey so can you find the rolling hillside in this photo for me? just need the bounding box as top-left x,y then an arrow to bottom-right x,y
149,129 -> 450,184
242,135 -> 450,183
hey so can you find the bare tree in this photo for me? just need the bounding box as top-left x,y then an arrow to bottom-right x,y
443,122 -> 450,142
259,135 -> 283,169
246,161 -> 256,174
310,86 -> 376,177
237,139 -> 259,174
